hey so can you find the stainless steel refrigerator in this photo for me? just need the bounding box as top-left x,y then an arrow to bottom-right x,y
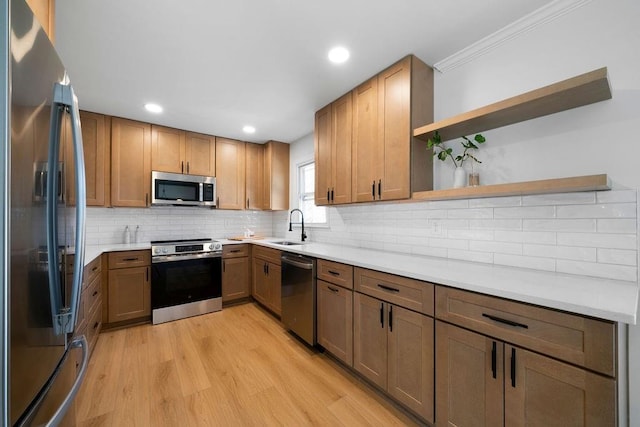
1,0 -> 88,425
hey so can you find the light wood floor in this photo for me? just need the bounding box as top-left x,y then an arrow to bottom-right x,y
73,303 -> 421,426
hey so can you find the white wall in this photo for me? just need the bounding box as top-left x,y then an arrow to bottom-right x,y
284,0 -> 640,423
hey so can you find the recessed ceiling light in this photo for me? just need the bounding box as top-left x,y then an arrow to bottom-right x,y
243,125 -> 256,134
328,46 -> 350,64
144,103 -> 163,113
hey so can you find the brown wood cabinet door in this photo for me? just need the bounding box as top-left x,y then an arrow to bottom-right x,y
25,0 -> 55,42
353,292 -> 387,389
388,305 -> 434,423
378,57 -> 411,200
222,257 -> 250,302
435,321 -> 504,427
317,280 -> 353,366
107,266 -> 150,323
111,118 -> 151,207
151,125 -> 185,174
332,92 -> 352,204
215,138 -> 246,209
263,141 -> 289,211
185,132 -> 215,176
252,258 -> 269,306
267,263 -> 282,315
245,143 -> 265,210
352,77 -> 379,202
314,104 -> 332,206
78,111 -> 109,206
504,345 -> 616,427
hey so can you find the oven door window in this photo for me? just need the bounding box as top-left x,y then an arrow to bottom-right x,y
155,179 -> 199,202
151,257 -> 222,309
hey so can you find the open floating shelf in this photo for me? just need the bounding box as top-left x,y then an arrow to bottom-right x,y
412,174 -> 611,201
414,67 -> 612,142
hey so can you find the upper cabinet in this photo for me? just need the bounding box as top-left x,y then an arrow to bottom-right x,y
111,118 -> 151,207
317,55 -> 434,205
245,142 -> 265,210
263,140 -> 289,211
151,125 -> 216,176
315,92 -> 352,206
215,138 -> 246,209
26,0 -> 55,43
75,111 -> 110,207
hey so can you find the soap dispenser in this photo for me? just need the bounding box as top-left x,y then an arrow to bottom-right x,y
124,225 -> 131,244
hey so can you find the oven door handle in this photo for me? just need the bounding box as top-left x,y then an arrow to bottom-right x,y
152,252 -> 222,263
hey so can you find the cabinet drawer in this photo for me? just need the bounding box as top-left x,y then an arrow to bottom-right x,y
354,268 -> 434,316
83,255 -> 102,288
253,246 -> 281,265
85,302 -> 102,355
108,250 -> 150,269
84,274 -> 102,315
317,259 -> 353,289
223,244 -> 249,258
435,286 -> 616,377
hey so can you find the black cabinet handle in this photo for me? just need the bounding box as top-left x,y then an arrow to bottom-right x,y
247,198 -> 250,209
216,197 -> 219,207
92,290 -> 98,297
146,267 -> 149,282
372,181 -> 375,199
91,266 -> 98,272
181,161 -> 184,174
389,305 -> 393,332
187,161 -> 190,174
482,313 -> 528,329
229,249 -> 241,253
93,321 -> 99,330
145,193 -> 149,206
378,179 -> 381,198
328,286 -> 339,293
328,270 -> 340,276
327,188 -> 330,202
331,188 -> 334,202
122,257 -> 139,262
377,284 -> 400,293
511,348 -> 516,388
380,303 -> 384,328
491,341 -> 497,379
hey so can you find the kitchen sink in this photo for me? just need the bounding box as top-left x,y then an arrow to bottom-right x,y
272,241 -> 304,246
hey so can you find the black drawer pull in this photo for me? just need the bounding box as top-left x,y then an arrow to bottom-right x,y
377,284 -> 400,293
328,270 -> 341,276
328,286 -> 339,293
122,257 -> 139,262
92,291 -> 98,297
491,341 -> 497,379
93,321 -> 99,330
379,303 -> 384,328
482,313 -> 528,329
91,266 -> 98,272
229,249 -> 241,253
511,348 -> 516,387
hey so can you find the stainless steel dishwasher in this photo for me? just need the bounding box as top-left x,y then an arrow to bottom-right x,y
281,252 -> 316,346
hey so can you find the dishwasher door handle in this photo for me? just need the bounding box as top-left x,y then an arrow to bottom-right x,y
281,255 -> 314,270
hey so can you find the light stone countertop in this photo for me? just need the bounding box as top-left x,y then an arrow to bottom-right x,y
83,238 -> 639,324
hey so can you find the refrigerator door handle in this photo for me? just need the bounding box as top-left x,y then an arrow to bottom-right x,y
45,336 -> 89,427
47,82 -> 86,335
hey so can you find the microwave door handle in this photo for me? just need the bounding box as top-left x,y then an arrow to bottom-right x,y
199,182 -> 204,203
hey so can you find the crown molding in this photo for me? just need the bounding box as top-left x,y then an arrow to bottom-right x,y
433,0 -> 593,73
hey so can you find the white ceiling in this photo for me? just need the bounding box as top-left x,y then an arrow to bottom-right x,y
55,0 -> 553,143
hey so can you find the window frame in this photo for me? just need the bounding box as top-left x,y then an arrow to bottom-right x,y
296,159 -> 328,228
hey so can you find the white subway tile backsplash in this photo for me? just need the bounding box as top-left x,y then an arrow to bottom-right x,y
447,208 -> 493,219
469,219 -> 522,230
447,249 -> 494,264
447,229 -> 494,241
469,240 -> 522,255
411,246 -> 448,258
468,196 -> 522,208
428,237 -> 469,250
494,206 -> 555,219
523,244 -> 596,262
425,199 -> 470,210
494,230 -> 556,244
494,253 -> 556,272
597,248 -> 637,266
557,232 -> 637,250
596,190 -> 637,203
557,260 -> 637,282
522,192 -> 595,206
597,219 -> 637,233
523,219 -> 596,232
557,203 -> 636,219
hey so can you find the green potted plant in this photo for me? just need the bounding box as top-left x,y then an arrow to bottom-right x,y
427,131 -> 486,187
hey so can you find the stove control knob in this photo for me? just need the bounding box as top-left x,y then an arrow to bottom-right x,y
153,247 -> 160,255
162,248 -> 169,254
208,244 -> 214,250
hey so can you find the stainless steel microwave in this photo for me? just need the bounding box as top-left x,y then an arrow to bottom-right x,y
151,171 -> 216,207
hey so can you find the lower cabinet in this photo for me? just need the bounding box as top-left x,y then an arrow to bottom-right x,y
106,250 -> 151,324
436,321 -> 616,427
252,246 -> 282,315
354,292 -> 434,423
222,244 -> 250,303
317,279 -> 353,366
74,254 -> 103,357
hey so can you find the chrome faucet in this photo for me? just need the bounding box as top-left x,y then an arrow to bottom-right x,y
288,209 -> 307,242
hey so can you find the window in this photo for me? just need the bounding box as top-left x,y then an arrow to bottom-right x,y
298,161 -> 327,226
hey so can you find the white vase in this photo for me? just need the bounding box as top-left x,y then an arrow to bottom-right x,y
453,166 -> 466,188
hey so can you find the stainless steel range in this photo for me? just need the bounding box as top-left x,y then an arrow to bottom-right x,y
150,238 -> 223,324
